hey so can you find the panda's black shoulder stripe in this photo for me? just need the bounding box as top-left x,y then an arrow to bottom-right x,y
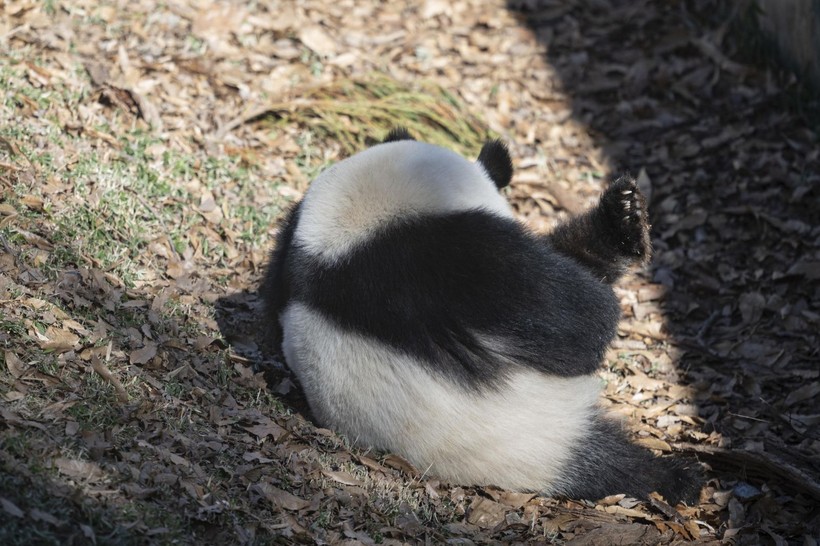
286,210 -> 621,387
381,127 -> 415,144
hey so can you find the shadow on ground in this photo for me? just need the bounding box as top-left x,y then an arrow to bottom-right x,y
511,0 -> 820,538
214,290 -> 313,419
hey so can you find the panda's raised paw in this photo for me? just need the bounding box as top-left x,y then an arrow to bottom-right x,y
600,176 -> 651,262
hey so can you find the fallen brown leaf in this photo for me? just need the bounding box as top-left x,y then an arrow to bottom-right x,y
54,457 -> 104,482
382,454 -> 419,477
321,470 -> 364,487
3,350 -> 27,378
466,497 -> 507,529
0,497 -> 24,518
39,326 -> 80,353
129,341 -> 157,365
251,483 -> 310,511
241,421 -> 287,441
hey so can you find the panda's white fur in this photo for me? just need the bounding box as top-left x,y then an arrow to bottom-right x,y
282,301 -> 600,493
294,141 -> 514,264
262,134 -> 699,503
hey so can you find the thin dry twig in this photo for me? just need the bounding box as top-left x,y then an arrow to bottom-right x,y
90,355 -> 129,404
673,442 -> 820,501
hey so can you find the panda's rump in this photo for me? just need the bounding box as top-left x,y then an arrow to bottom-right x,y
281,301 -> 601,492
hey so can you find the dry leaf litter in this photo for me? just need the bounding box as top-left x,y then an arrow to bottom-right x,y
0,0 -> 818,544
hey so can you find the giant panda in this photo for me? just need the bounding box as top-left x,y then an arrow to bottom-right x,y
261,128 -> 700,504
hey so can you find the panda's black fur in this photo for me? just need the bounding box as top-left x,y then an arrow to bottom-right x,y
261,130 -> 700,504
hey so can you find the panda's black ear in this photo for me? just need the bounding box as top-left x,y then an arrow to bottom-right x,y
477,140 -> 513,189
382,127 -> 415,143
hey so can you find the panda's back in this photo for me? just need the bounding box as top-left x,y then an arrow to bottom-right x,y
285,209 -> 620,387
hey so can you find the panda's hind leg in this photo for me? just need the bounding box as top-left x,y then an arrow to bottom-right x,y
556,411 -> 702,504
546,176 -> 651,284
599,176 -> 651,260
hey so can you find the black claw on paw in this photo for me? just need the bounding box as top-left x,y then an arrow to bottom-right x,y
600,176 -> 651,263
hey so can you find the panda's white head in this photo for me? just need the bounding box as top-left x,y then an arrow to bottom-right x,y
293,132 -> 515,263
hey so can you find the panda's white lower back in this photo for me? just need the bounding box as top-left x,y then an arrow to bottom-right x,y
282,301 -> 599,493
261,130 -> 701,504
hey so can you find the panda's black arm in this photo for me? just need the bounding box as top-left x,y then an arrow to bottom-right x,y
545,176 -> 651,284
259,201 -> 303,352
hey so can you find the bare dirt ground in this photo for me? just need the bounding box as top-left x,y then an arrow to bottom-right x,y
1,0 -> 818,544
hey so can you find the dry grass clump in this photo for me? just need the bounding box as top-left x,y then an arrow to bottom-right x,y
256,73 -> 494,155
